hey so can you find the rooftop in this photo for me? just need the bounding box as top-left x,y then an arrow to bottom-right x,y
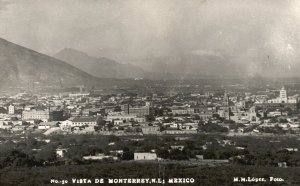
72,117 -> 99,123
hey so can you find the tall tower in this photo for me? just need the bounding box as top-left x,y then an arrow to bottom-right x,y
279,87 -> 288,103
224,91 -> 230,120
8,105 -> 15,115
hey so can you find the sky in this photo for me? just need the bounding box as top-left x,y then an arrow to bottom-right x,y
1,0 -> 300,76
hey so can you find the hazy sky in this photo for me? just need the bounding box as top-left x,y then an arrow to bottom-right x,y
1,0 -> 300,72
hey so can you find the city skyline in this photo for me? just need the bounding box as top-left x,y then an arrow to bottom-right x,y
1,1 -> 300,185
1,0 -> 300,78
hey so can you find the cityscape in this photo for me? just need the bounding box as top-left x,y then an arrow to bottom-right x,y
0,82 -> 300,185
1,0 -> 300,185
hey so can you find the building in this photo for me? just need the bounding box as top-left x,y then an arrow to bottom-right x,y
278,162 -> 287,168
126,105 -> 151,117
106,114 -> 137,123
268,87 -> 297,104
56,148 -> 68,158
38,121 -> 59,129
22,110 -> 50,121
113,120 -> 123,125
69,93 -> 89,97
230,106 -> 259,123
22,110 -> 63,122
83,153 -> 118,160
196,155 -> 204,160
51,110 -> 64,121
163,129 -> 197,135
8,105 -> 15,115
217,108 -> 230,120
197,111 -> 213,120
170,145 -> 184,151
171,107 -> 194,115
254,102 -> 298,112
141,126 -> 160,135
134,117 -> 146,123
134,152 -> 157,160
171,107 -> 189,115
71,116 -> 101,127
59,120 -> 73,130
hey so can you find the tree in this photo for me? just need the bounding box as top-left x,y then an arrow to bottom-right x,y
2,150 -> 41,167
122,147 -> 134,160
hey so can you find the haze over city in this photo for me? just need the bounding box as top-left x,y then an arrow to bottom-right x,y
1,0 -> 300,78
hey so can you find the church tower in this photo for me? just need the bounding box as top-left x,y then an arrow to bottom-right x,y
279,87 -> 288,103
224,91 -> 231,120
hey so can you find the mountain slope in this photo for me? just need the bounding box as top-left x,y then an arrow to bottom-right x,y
54,48 -> 150,79
0,38 -> 113,89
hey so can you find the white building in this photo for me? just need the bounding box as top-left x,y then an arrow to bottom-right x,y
56,148 -> 68,158
83,153 -> 118,160
59,120 -> 73,129
38,121 -> 59,129
8,105 -> 15,115
268,87 -> 297,104
141,126 -> 160,135
134,152 -> 157,160
106,114 -> 137,122
71,116 -> 100,127
22,110 -> 50,121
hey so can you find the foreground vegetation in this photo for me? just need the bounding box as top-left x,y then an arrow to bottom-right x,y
0,133 -> 300,185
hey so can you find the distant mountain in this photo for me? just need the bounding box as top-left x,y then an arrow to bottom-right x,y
0,38 -> 131,89
54,48 -> 151,79
2,36 -> 296,91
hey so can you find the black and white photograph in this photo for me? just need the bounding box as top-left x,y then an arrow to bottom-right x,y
0,0 -> 300,185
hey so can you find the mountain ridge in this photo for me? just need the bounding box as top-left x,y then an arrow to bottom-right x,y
0,38 -> 133,90
54,48 -> 151,79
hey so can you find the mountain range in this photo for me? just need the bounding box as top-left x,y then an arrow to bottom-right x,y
54,48 -> 151,79
0,38 -> 135,90
54,48 -> 243,80
0,37 -> 299,91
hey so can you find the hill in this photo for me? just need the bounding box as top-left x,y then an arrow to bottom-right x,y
0,38 -> 131,90
54,48 -> 150,79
